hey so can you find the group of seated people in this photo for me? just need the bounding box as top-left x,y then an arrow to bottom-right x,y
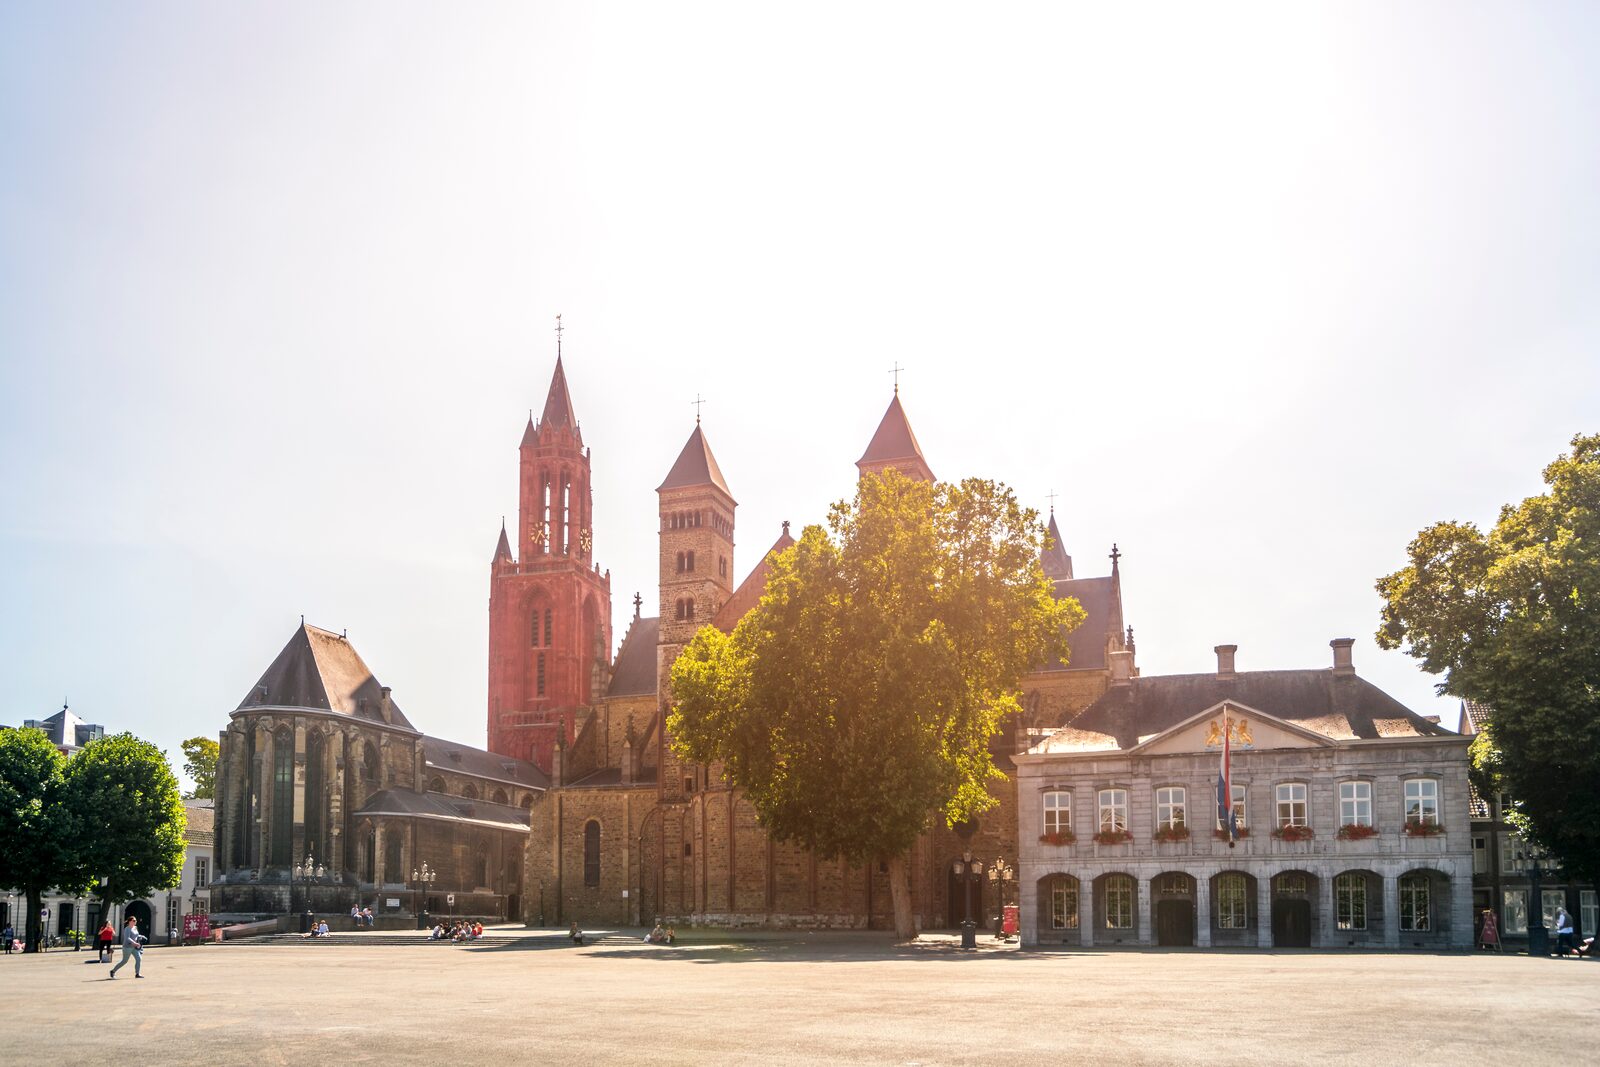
301,918 -> 331,939
643,922 -> 676,946
348,905 -> 376,927
428,920 -> 485,942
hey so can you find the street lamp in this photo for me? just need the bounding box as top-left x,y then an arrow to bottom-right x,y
411,861 -> 438,930
292,851 -> 325,932
951,851 -> 983,950
986,859 -> 1015,940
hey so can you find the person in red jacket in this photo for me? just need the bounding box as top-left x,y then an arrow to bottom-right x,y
96,921 -> 116,963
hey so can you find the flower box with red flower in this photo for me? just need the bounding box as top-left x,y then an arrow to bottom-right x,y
1213,826 -> 1250,841
1092,829 -> 1133,846
1153,825 -> 1190,843
1272,824 -> 1315,842
1336,823 -> 1379,841
1038,830 -> 1076,846
1404,819 -> 1445,837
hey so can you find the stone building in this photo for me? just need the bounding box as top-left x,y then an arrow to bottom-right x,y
513,361 -> 1131,929
210,623 -> 546,922
1458,700 -> 1597,946
1015,641 -> 1474,949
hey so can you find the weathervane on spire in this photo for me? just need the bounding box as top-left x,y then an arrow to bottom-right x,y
692,393 -> 705,425
1046,489 -> 1058,515
889,362 -> 905,394
554,314 -> 564,357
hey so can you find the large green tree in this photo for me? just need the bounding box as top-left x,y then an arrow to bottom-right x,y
64,733 -> 187,917
0,728 -> 82,953
670,470 -> 1082,939
1377,432 -> 1600,883
180,735 -> 219,800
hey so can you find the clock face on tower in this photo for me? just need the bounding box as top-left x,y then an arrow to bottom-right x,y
580,528 -> 593,554
530,523 -> 546,547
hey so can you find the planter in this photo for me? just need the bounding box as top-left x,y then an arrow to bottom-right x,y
1272,825 -> 1315,842
1153,826 -> 1190,843
1336,824 -> 1379,841
1213,827 -> 1250,841
1403,821 -> 1445,837
1038,832 -> 1076,846
1092,829 -> 1133,846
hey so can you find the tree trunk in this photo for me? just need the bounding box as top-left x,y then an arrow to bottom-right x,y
886,852 -> 917,941
24,887 -> 42,954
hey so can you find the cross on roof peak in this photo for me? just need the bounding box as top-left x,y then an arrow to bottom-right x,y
692,393 -> 705,425
1046,489 -> 1058,515
889,362 -> 905,394
554,314 -> 564,357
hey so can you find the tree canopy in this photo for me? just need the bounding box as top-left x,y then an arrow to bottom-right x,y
0,728 -> 81,951
180,735 -> 219,800
1377,432 -> 1600,883
669,470 -> 1081,937
64,733 -> 187,909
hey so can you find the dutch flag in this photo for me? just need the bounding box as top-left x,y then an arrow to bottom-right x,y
1216,713 -> 1238,847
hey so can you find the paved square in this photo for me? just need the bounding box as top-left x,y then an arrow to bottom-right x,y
2,931 -> 1592,1065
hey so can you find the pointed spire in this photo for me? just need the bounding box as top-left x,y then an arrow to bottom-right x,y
857,392 -> 934,482
493,518 -> 513,563
541,355 -> 577,431
657,423 -> 734,498
1041,512 -> 1073,580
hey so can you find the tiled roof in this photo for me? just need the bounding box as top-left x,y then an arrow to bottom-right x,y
1459,699 -> 1493,736
658,424 -> 733,497
1468,781 -> 1491,819
857,393 -> 930,472
713,522 -> 796,631
606,616 -> 660,698
353,788 -> 531,832
1059,668 -> 1451,750
421,736 -> 549,790
236,624 -> 414,730
1040,513 -> 1073,580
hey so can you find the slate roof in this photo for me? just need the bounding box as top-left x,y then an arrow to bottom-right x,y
235,624 -> 415,730
1038,575 -> 1120,672
857,393 -> 929,471
540,355 -> 577,430
1040,513 -> 1073,580
658,424 -> 733,498
493,522 -> 513,563
1050,668 -> 1452,751
713,522 -> 797,631
21,705 -> 104,749
606,616 -> 661,698
421,735 -> 549,790
354,788 -> 531,832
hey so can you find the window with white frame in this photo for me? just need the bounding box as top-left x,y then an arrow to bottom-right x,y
1104,874 -> 1134,929
1503,889 -> 1529,934
166,897 -> 180,937
1339,781 -> 1372,826
1231,784 -> 1247,829
1098,789 -> 1128,834
1399,873 -> 1430,931
1582,891 -> 1597,938
1335,872 -> 1367,930
194,856 -> 209,887
1472,836 -> 1489,875
1043,792 -> 1071,835
1217,873 -> 1248,929
1542,890 -> 1565,931
1276,782 -> 1308,827
1404,779 -> 1439,826
1155,787 -> 1186,830
1049,877 -> 1079,929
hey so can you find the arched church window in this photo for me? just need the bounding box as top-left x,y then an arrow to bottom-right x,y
583,820 -> 601,887
428,777 -> 445,793
362,742 -> 379,784
462,782 -> 479,801
685,550 -> 695,573
271,729 -> 293,866
544,608 -> 553,645
493,788 -> 509,806
477,849 -> 489,889
304,730 -> 326,859
685,598 -> 695,620
536,652 -> 546,697
676,551 -> 685,573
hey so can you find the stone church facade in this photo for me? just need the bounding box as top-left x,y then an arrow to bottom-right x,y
509,361 -> 1133,929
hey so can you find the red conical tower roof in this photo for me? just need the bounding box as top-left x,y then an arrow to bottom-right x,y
540,355 -> 577,431
658,424 -> 733,499
857,392 -> 934,482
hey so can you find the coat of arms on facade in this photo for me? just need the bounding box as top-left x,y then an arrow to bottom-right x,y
1204,715 -> 1253,748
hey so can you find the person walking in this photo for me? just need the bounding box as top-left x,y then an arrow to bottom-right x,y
107,916 -> 146,979
1555,906 -> 1576,955
2,923 -> 12,954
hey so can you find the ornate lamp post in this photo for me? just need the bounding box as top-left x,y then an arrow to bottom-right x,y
411,861 -> 438,930
292,851 -> 324,932
951,851 -> 983,950
986,858 -> 1015,939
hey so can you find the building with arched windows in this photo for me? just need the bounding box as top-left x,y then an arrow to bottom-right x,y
1015,641 -> 1473,948
210,624 -> 545,922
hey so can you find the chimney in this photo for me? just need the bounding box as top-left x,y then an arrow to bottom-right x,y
1331,638 -> 1355,675
378,686 -> 394,724
1215,644 -> 1238,678
1109,650 -> 1134,685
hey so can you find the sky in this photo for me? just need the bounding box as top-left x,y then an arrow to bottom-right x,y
2,2 -> 1598,789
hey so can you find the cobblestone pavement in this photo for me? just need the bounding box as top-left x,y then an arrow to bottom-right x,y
1,929 -> 1592,1065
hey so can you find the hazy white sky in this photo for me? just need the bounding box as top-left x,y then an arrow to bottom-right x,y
3,2 -> 1597,783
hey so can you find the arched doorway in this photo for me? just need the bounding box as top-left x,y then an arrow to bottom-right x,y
1154,872 -> 1196,946
125,901 -> 153,940
1271,870 -> 1317,947
1036,874 -> 1080,943
1210,871 -> 1258,945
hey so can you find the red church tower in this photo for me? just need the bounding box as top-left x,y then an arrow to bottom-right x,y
487,346 -> 612,772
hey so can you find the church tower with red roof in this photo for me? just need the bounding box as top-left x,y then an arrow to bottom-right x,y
486,344 -> 612,772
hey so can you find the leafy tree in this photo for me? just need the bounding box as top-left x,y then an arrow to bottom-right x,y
1377,432 -> 1600,883
0,728 -> 81,953
180,736 -> 219,800
670,471 -> 1082,939
63,733 -> 186,917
